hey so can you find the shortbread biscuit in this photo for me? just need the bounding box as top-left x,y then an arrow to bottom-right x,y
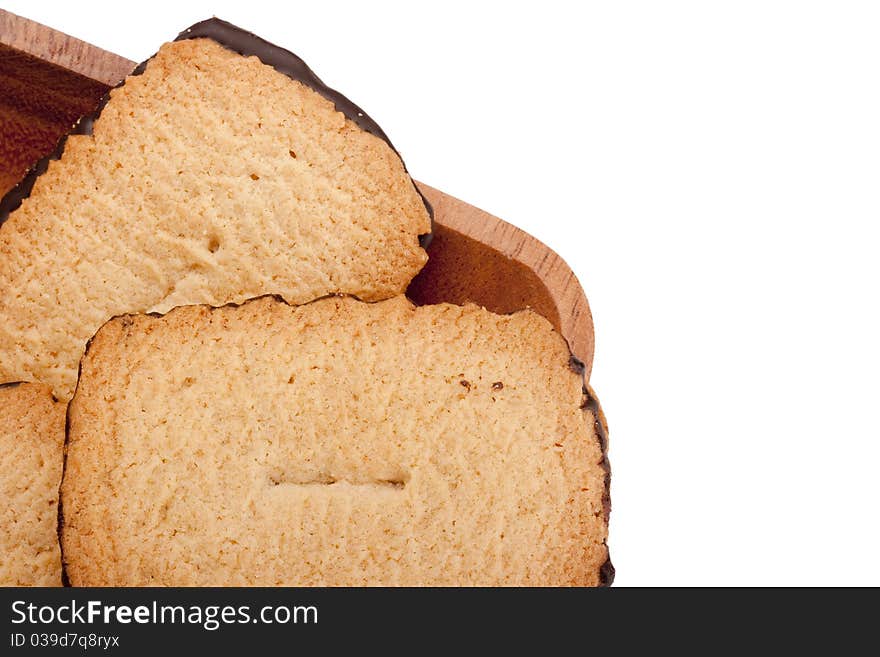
0,20 -> 431,400
0,382 -> 65,586
60,296 -> 611,586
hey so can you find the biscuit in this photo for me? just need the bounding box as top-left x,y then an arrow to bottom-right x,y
60,295 -> 611,586
0,382 -> 65,586
0,20 -> 431,400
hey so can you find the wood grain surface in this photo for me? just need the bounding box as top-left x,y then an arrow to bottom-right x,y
0,10 -> 134,85
0,9 -> 595,376
409,184 -> 594,374
0,43 -> 110,194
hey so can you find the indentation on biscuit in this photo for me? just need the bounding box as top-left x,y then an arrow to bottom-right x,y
288,149 -> 297,159
270,472 -> 336,486
375,478 -> 407,489
249,173 -> 260,181
207,235 -> 221,253
267,468 -> 407,490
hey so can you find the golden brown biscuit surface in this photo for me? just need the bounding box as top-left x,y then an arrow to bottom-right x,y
61,296 -> 610,586
0,37 -> 430,400
0,382 -> 65,586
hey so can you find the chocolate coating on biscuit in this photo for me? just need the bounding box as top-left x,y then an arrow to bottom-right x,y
571,353 -> 613,585
178,19 -> 390,145
581,386 -> 614,586
0,18 -> 433,248
599,558 -> 616,587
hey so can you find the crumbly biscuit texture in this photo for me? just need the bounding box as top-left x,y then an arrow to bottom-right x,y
0,38 -> 430,400
62,296 -> 609,586
0,382 -> 65,586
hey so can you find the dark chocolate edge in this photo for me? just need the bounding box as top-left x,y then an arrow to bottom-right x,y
569,356 -> 615,587
57,333 -> 94,588
175,18 -> 433,248
59,295 -> 611,586
0,17 -> 433,249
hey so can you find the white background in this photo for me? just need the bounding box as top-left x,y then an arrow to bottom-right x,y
5,0 -> 879,586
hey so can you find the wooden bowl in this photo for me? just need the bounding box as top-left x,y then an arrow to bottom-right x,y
0,9 -> 595,377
